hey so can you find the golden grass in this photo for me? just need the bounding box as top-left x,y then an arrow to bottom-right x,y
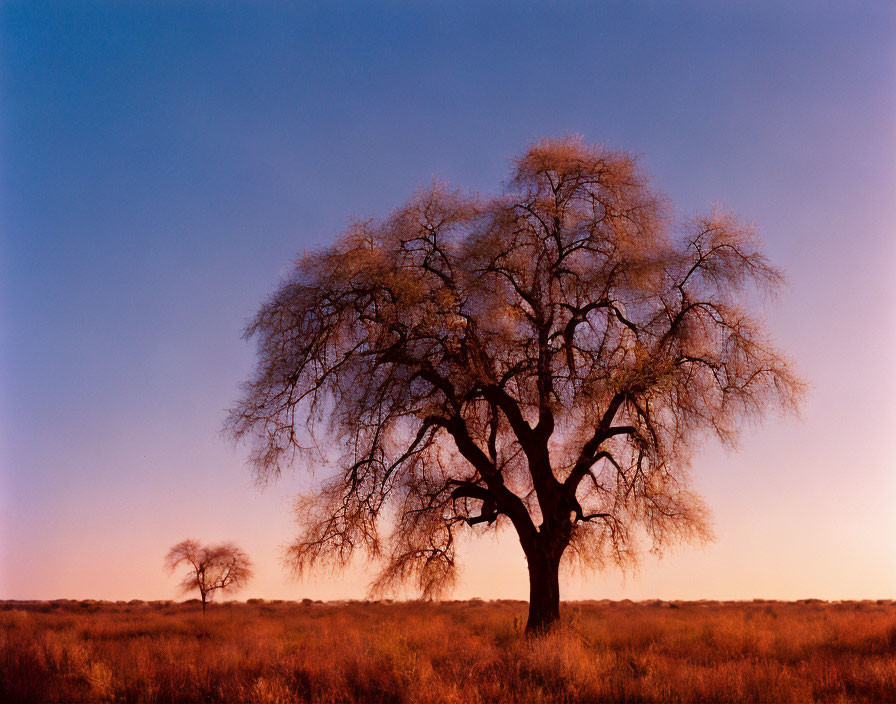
2,599 -> 895,703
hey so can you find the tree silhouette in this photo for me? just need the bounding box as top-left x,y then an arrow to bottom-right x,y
227,137 -> 803,632
165,540 -> 252,613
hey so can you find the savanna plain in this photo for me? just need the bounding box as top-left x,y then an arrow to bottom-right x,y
3,599 -> 895,703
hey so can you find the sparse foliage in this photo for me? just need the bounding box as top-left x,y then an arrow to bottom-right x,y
165,540 -> 252,613
227,136 -> 804,632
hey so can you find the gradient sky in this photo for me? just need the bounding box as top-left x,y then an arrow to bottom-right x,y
2,1 -> 894,602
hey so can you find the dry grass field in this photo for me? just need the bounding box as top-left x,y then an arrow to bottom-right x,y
2,598 -> 895,703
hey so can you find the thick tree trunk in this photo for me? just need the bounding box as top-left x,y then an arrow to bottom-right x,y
525,551 -> 561,634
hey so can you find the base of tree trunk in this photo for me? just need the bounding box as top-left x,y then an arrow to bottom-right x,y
525,555 -> 561,634
525,604 -> 561,634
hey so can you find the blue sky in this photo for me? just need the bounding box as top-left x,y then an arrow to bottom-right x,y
2,1 -> 894,600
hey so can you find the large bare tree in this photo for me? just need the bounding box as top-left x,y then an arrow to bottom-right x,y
227,137 -> 803,632
165,539 -> 253,613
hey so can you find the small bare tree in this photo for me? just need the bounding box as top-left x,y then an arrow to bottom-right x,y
165,539 -> 253,613
227,136 -> 804,632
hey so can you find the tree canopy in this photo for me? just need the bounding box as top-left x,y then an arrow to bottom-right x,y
227,137 -> 803,631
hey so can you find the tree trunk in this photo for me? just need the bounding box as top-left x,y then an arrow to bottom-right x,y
525,550 -> 561,634
201,594 -> 207,614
